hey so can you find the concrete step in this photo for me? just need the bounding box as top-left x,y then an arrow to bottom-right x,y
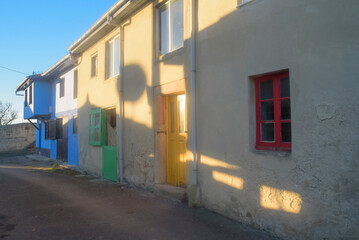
154,183 -> 187,203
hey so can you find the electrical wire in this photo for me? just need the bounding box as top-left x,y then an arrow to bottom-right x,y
0,65 -> 29,76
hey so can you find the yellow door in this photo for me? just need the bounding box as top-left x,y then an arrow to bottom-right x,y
167,94 -> 187,187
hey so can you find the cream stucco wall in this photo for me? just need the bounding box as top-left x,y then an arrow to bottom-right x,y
195,0 -> 359,239
77,1 -> 192,188
75,0 -> 358,239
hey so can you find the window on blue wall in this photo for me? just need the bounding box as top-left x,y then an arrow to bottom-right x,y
45,120 -> 57,140
60,78 -> 65,98
24,89 -> 28,107
29,85 -> 33,105
73,115 -> 78,135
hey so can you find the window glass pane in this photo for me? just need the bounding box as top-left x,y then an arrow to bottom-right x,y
95,128 -> 100,142
90,114 -> 94,127
60,79 -> 65,97
114,37 -> 120,76
261,123 -> 275,142
90,129 -> 95,142
25,89 -> 28,106
260,80 -> 273,100
95,113 -> 100,126
281,122 -> 291,142
281,99 -> 291,120
160,3 -> 169,55
178,96 -> 185,133
29,85 -> 33,104
73,116 -> 78,135
108,41 -> 114,77
171,0 -> 183,50
260,101 -> 274,121
91,55 -> 97,77
280,77 -> 290,98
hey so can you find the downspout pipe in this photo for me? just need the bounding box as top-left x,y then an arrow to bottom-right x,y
107,13 -> 124,184
191,0 -> 197,186
118,27 -> 125,184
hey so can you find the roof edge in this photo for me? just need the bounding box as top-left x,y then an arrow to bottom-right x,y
68,0 -> 132,53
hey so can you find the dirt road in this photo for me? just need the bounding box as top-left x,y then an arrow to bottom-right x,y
0,152 -> 277,240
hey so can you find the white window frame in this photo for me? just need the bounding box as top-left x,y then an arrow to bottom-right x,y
158,0 -> 184,56
91,53 -> 98,78
106,35 -> 120,79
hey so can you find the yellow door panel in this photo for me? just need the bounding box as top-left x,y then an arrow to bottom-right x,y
167,94 -> 187,187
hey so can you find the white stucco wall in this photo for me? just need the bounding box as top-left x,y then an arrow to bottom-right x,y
55,68 -> 78,117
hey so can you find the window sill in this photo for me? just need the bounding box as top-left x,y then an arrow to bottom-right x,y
158,45 -> 185,62
255,145 -> 291,152
237,0 -> 254,8
252,147 -> 292,158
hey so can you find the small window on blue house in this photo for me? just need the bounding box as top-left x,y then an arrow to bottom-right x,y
29,85 -> 33,105
45,119 -> 57,140
73,115 -> 78,135
60,78 -> 65,98
89,109 -> 106,146
24,89 -> 28,107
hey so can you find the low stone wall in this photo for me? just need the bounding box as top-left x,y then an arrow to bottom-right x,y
0,123 -> 36,152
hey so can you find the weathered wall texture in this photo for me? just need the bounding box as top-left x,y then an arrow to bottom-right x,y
196,0 -> 359,239
75,0 -> 358,239
77,0 -> 192,188
0,123 -> 36,152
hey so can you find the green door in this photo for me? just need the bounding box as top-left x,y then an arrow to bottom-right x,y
102,146 -> 117,182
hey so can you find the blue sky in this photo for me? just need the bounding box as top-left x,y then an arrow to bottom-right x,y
0,0 -> 118,122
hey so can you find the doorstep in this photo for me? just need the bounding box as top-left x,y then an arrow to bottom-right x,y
154,183 -> 187,203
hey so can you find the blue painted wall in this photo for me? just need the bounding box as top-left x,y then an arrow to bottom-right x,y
36,121 -> 54,155
68,117 -> 79,166
24,81 -> 51,119
34,80 -> 57,159
32,68 -> 78,166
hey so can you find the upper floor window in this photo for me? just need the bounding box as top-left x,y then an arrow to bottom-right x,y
29,85 -> 33,105
255,71 -> 291,151
106,35 -> 120,79
159,0 -> 183,55
59,78 -> 65,98
24,89 -> 28,107
73,70 -> 78,99
91,54 -> 98,78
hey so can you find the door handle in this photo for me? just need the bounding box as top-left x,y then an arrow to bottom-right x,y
157,130 -> 167,135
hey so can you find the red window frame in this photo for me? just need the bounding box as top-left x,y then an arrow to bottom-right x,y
255,71 -> 291,151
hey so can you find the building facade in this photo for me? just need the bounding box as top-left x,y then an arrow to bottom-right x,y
16,0 -> 359,239
16,56 -> 79,166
